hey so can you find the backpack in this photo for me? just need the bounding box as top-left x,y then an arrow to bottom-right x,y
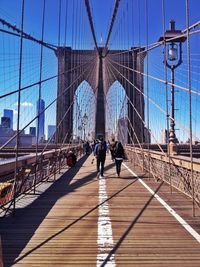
96,142 -> 106,158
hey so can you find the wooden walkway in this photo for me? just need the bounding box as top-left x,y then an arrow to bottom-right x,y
1,154 -> 200,266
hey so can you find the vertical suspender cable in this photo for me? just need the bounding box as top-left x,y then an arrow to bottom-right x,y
14,0 -> 25,212
75,0 -> 80,142
58,0 -> 61,47
185,0 -> 195,216
75,0 -> 79,141
126,1 -> 130,146
54,0 -> 62,179
34,0 -> 46,194
71,0 -> 75,142
123,7 -> 126,139
162,0 -> 172,193
162,0 -> 170,145
64,0 -> 68,47
63,0 -> 68,146
137,0 -> 144,170
60,0 -> 74,146
145,0 -> 150,179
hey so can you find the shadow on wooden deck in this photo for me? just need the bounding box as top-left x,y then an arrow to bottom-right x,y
0,156 -> 150,267
0,155 -> 97,266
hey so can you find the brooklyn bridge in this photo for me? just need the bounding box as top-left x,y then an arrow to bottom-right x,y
0,0 -> 200,266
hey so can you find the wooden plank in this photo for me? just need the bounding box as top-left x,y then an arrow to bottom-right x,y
0,156 -> 200,266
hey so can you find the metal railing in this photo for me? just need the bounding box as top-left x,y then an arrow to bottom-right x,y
125,145 -> 200,205
0,144 -> 84,215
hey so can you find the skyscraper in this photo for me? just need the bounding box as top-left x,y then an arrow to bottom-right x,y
36,99 -> 45,142
48,125 -> 56,142
3,109 -> 13,129
30,127 -> 36,136
1,117 -> 11,128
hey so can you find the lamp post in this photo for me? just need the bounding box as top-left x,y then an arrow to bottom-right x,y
82,113 -> 88,141
159,20 -> 186,155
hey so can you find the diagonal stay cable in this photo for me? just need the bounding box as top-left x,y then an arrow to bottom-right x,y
106,59 -> 200,142
40,61 -> 97,154
0,58 -> 97,150
106,61 -> 165,155
107,56 -> 200,96
0,57 -> 96,99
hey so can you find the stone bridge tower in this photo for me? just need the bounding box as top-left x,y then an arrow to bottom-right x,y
56,47 -> 146,144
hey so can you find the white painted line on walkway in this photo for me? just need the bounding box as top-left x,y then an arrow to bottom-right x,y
123,163 -> 200,244
96,176 -> 116,267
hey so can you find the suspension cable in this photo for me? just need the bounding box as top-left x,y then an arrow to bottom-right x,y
185,0 -> 195,216
0,18 -> 57,51
84,0 -> 99,53
14,0 -> 25,212
104,0 -> 121,52
106,58 -> 200,142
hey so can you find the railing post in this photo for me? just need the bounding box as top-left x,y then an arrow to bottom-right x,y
54,153 -> 57,181
33,160 -> 38,195
58,152 -> 62,174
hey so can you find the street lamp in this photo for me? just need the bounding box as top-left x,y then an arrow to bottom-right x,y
158,20 -> 186,155
82,113 -> 88,141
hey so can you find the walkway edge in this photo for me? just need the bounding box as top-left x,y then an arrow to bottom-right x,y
123,163 -> 200,244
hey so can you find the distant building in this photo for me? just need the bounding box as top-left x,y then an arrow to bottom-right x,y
3,109 -> 13,129
117,118 -> 128,145
36,99 -> 45,142
48,125 -> 56,141
30,127 -> 36,136
144,127 -> 151,144
0,126 -> 33,147
1,117 -> 11,128
161,129 -> 169,144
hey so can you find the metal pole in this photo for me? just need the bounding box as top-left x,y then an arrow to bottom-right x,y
169,65 -> 177,155
170,66 -> 175,144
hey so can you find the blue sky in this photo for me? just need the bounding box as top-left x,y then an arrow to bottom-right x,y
0,0 -> 200,143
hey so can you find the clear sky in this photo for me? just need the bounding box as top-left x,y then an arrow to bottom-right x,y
0,0 -> 200,143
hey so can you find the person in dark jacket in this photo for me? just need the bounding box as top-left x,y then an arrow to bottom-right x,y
109,138 -> 117,161
113,141 -> 125,177
94,137 -> 107,178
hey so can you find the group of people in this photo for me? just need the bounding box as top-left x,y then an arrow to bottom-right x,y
66,138 -> 126,178
93,137 -> 125,178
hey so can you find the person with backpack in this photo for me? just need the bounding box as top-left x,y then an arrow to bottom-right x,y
94,137 -> 107,178
113,141 -> 125,177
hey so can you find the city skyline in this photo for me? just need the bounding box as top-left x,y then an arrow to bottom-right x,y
0,1 -> 200,144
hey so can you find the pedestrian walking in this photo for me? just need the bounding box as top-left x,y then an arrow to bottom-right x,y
109,138 -> 117,161
113,141 -> 125,177
94,137 -> 107,178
